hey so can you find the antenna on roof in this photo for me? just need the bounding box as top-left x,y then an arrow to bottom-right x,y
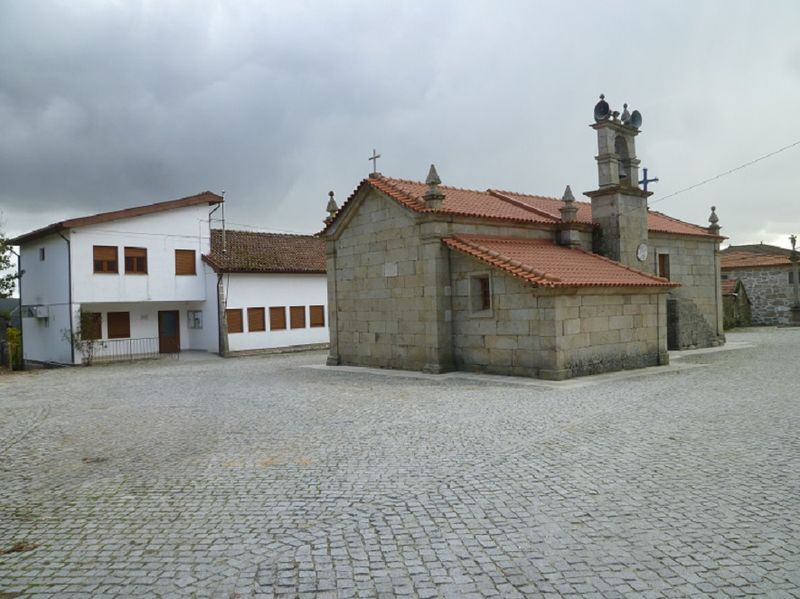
221,190 -> 227,254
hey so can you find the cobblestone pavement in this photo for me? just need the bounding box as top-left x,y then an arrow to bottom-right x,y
1,328 -> 798,598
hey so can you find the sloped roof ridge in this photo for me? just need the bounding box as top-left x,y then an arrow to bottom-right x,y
491,187 -> 585,204
487,190 -> 560,221
211,228 -> 319,238
648,208 -> 712,234
449,233 -> 676,287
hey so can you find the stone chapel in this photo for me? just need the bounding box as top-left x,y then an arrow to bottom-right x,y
322,96 -> 725,380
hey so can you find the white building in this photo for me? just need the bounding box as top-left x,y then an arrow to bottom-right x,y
11,192 -> 328,365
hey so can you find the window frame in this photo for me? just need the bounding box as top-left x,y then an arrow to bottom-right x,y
269,306 -> 287,331
39,247 -> 45,261
657,253 -> 671,280
469,273 -> 492,315
247,307 -> 266,332
93,245 -> 119,274
175,249 -> 197,276
124,246 -> 148,275
309,305 -> 325,328
107,311 -> 131,339
82,312 -> 102,341
289,306 -> 306,329
226,308 -> 244,334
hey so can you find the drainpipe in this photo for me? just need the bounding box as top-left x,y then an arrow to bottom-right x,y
58,232 -> 75,364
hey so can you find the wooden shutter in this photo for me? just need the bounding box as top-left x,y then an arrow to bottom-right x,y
269,307 -> 286,330
107,312 -> 130,339
124,247 -> 148,274
175,249 -> 196,275
247,307 -> 265,332
290,306 -> 306,329
226,309 -> 243,333
93,245 -> 118,273
82,312 -> 102,340
309,305 -> 325,328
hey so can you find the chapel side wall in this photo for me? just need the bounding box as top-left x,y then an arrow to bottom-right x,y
650,234 -> 723,348
450,251 -> 668,379
555,292 -> 668,379
450,255 -> 558,377
329,191 -> 433,370
722,266 -> 793,325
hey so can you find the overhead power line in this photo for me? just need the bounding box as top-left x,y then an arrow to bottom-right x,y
650,138 -> 800,206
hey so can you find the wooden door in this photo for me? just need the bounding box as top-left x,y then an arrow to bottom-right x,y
158,310 -> 180,353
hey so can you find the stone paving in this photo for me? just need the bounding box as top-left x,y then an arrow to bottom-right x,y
0,328 -> 798,598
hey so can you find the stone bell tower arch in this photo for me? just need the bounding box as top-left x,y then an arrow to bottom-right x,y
584,95 -> 653,272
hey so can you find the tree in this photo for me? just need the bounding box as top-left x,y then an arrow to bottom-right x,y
0,227 -> 17,298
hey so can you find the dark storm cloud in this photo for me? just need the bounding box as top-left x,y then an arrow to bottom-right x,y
1,0 -> 800,247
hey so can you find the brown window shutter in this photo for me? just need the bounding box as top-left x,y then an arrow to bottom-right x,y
226,309 -> 243,333
289,306 -> 306,329
107,312 -> 130,339
124,247 -> 148,274
93,245 -> 118,273
83,312 -> 102,340
175,249 -> 196,275
247,307 -> 265,332
269,307 -> 286,330
309,305 -> 325,328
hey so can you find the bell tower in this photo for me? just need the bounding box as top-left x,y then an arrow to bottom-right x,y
584,95 -> 652,271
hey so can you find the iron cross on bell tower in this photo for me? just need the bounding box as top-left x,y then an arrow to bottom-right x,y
639,167 -> 659,192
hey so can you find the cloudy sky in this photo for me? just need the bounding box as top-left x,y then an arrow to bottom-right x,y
1,0 -> 799,249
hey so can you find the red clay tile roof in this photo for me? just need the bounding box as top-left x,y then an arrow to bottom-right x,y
720,244 -> 794,269
443,234 -> 678,289
11,191 -> 223,245
323,175 -> 719,239
721,279 -> 739,295
203,229 -> 326,274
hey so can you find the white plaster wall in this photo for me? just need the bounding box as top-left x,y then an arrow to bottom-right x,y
18,234 -> 74,363
76,301 -> 211,356
223,273 -> 328,351
70,204 -> 212,304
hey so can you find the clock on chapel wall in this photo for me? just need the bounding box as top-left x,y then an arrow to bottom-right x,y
636,243 -> 648,262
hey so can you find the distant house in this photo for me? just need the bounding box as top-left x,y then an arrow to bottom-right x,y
203,230 -> 328,353
720,244 -> 797,325
10,193 -> 327,365
721,278 -> 751,329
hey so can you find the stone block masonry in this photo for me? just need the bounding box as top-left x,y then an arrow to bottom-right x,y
723,266 -> 796,325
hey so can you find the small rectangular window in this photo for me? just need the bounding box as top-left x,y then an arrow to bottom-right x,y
175,249 -> 196,275
790,272 -> 795,284
658,254 -> 671,280
309,305 -> 325,328
470,275 -> 491,313
248,307 -> 266,332
82,312 -> 102,340
226,309 -> 243,333
269,307 -> 286,330
290,306 -> 306,329
93,245 -> 118,274
107,312 -> 130,339
39,247 -> 45,261
124,247 -> 148,274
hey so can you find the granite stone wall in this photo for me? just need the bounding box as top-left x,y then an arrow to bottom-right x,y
722,266 -> 797,325
650,234 -> 724,349
450,253 -> 668,380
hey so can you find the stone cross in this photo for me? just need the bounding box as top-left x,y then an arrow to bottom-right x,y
639,167 -> 659,192
368,149 -> 381,175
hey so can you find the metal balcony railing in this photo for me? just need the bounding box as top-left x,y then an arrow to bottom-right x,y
88,337 -> 164,364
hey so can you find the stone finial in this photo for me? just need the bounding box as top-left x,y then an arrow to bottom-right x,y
559,185 -> 578,224
424,164 -> 445,209
707,206 -> 720,235
790,234 -> 798,262
621,103 -> 631,124
324,190 -> 338,225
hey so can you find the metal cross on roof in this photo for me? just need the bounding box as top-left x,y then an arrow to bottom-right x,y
639,167 -> 659,192
368,149 -> 381,174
